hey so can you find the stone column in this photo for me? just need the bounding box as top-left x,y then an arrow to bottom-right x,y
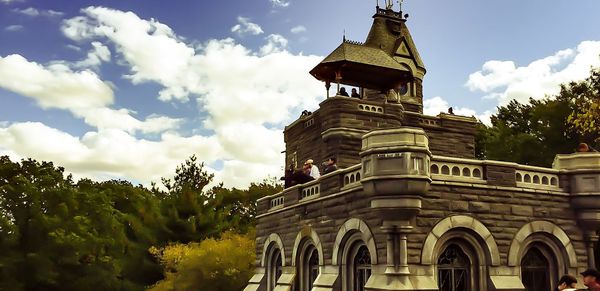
382,226 -> 397,274
586,232 -> 599,268
398,225 -> 413,275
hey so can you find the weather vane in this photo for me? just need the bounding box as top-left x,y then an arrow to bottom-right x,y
385,0 -> 393,9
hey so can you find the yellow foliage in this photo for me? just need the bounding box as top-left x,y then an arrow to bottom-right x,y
149,231 -> 256,291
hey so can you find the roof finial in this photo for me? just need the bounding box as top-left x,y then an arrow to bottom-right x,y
343,29 -> 346,42
398,0 -> 403,11
385,0 -> 393,10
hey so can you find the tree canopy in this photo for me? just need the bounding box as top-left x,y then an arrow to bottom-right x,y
0,155 -> 281,290
476,67 -> 600,167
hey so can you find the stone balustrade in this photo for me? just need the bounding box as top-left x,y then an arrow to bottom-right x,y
430,156 -> 484,183
300,182 -> 320,200
515,165 -> 560,190
342,165 -> 362,188
258,155 -> 572,215
269,193 -> 284,210
357,103 -> 384,113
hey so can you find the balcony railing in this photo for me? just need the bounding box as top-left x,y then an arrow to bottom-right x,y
515,165 -> 560,190
430,156 -> 484,183
259,156 -> 568,215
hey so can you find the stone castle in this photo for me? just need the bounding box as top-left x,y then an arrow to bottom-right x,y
245,3 -> 600,291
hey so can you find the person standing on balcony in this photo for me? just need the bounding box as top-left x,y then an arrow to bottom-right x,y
339,87 -> 349,96
305,159 -> 320,179
322,157 -> 338,174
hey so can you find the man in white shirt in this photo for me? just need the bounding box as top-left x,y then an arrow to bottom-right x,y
305,159 -> 320,179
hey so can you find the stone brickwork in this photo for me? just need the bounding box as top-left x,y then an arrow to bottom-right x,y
247,150 -> 598,291
284,98 -> 478,171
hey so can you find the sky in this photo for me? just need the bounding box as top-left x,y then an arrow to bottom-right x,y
1,0 -> 600,188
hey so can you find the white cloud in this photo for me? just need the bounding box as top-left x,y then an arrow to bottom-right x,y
62,7 -> 197,102
13,7 -> 64,17
46,9 -> 63,17
4,25 -> 23,32
0,122 -> 221,185
0,54 -> 113,110
0,54 -> 180,134
1,6 -> 326,188
290,25 -> 306,34
270,0 -> 290,7
75,41 -> 111,69
14,7 -> 38,16
66,44 -> 82,51
259,34 -> 288,55
231,16 -> 264,36
78,108 -> 183,134
423,96 -> 492,125
0,0 -> 24,4
466,41 -> 600,106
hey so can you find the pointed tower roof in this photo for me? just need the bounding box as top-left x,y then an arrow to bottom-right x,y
310,5 -> 426,90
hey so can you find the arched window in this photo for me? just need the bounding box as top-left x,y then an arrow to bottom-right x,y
268,248 -> 283,291
298,246 -> 320,291
353,245 -> 371,291
438,244 -> 470,291
308,249 -> 319,290
521,247 -> 551,291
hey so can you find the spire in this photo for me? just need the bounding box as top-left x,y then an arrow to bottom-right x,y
309,0 -> 424,91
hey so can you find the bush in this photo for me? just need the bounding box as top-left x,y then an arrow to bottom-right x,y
149,231 -> 255,291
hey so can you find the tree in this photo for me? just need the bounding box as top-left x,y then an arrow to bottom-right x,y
0,157 -> 169,290
149,231 -> 256,291
0,154 -> 280,290
156,156 -> 282,242
477,68 -> 600,167
567,68 -> 600,141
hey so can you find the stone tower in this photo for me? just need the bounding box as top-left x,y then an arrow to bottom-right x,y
245,4 -> 600,291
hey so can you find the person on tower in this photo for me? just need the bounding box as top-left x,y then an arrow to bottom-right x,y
304,159 -> 320,179
338,87 -> 349,97
322,157 -> 338,174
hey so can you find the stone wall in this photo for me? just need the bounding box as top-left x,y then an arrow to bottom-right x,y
284,97 -> 478,171
256,182 -> 588,268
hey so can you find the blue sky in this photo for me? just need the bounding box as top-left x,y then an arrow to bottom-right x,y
1,0 -> 600,187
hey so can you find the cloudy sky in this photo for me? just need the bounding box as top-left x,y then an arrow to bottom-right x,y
1,0 -> 600,188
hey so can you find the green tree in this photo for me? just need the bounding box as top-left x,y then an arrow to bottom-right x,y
0,154 -> 280,290
567,68 -> 600,140
156,156 -> 282,242
0,157 -> 169,290
476,80 -> 600,166
149,231 -> 256,291
0,157 -> 124,290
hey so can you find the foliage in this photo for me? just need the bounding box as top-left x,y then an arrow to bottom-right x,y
0,155 -> 281,290
155,155 -> 282,242
566,68 -> 600,141
0,156 -> 171,290
476,68 -> 600,166
149,231 -> 255,291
